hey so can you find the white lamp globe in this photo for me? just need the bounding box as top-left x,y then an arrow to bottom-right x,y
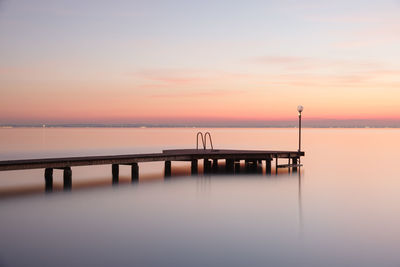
297,105 -> 304,113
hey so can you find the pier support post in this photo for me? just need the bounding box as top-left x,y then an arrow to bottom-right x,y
112,164 -> 119,184
246,160 -> 257,173
251,160 -> 258,173
275,156 -> 278,175
131,163 -> 139,182
204,159 -> 212,174
164,161 -> 171,177
63,167 -> 72,191
226,159 -> 234,174
234,161 -> 240,174
245,160 -> 250,173
265,159 -> 272,175
212,159 -> 218,173
292,158 -> 298,173
191,159 -> 198,175
44,168 -> 53,192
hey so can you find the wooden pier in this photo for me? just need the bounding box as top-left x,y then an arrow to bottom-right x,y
0,149 -> 304,191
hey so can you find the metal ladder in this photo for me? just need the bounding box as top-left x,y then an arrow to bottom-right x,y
196,132 -> 214,150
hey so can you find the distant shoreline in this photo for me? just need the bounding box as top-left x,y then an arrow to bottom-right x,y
1,125 -> 400,129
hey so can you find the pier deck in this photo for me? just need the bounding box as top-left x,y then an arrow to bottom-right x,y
0,149 -> 304,191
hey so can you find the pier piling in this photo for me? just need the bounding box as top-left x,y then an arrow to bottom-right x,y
234,161 -> 241,174
164,161 -> 171,177
112,164 -> 119,184
212,159 -> 218,173
266,159 -> 272,175
63,167 -> 72,191
191,159 -> 198,175
245,160 -> 249,172
292,158 -> 298,173
44,168 -> 53,192
226,159 -> 234,174
131,163 -> 139,182
204,159 -> 212,174
252,160 -> 258,172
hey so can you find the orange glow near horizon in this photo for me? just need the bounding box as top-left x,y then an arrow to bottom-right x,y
1,71 -> 400,124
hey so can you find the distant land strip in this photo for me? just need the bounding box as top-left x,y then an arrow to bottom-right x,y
2,121 -> 400,128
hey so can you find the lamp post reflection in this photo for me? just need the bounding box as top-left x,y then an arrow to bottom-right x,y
298,166 -> 303,237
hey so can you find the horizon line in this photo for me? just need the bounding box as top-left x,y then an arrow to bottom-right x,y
2,124 -> 400,129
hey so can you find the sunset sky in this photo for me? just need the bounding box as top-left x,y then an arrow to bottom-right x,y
1,0 -> 400,125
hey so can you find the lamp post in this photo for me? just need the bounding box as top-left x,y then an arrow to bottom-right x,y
297,105 -> 303,152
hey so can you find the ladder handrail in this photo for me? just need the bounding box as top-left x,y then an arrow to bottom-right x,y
196,132 -> 214,150
204,132 -> 214,150
196,132 -> 206,149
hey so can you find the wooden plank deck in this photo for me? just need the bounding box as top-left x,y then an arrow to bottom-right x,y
0,149 -> 304,171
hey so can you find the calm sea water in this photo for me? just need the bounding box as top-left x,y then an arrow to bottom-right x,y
1,128 -> 400,267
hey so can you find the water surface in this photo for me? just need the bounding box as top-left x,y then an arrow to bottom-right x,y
0,128 -> 400,266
